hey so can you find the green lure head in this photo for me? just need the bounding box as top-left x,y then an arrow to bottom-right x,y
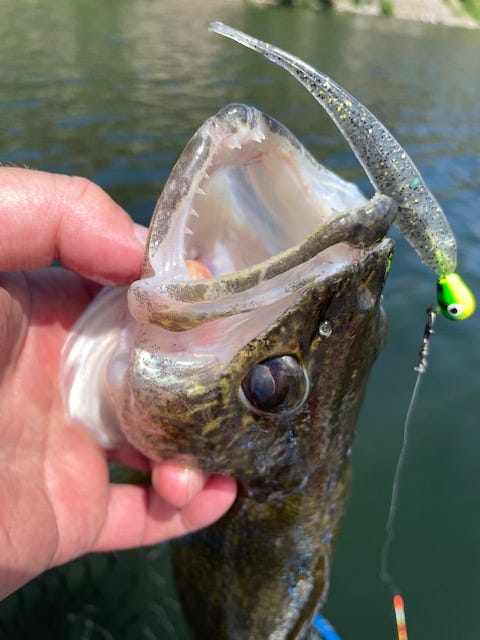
437,273 -> 476,320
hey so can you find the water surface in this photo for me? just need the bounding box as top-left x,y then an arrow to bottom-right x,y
1,1 -> 479,638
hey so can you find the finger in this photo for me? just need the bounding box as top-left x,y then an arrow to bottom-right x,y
0,167 -> 145,284
178,474 -> 237,533
92,474 -> 237,551
151,461 -> 208,509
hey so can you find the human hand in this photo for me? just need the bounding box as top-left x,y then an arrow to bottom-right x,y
0,168 -> 237,600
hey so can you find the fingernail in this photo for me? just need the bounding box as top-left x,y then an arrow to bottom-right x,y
185,467 -> 207,502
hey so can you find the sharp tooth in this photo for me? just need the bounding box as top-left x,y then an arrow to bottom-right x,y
196,187 -> 206,196
191,209 -> 199,218
185,227 -> 193,235
228,139 -> 241,150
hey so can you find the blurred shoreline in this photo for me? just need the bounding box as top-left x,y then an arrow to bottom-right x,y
249,0 -> 479,29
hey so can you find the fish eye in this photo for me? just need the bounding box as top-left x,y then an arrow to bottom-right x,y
240,355 -> 309,414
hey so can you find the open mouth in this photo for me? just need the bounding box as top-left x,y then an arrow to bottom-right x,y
181,105 -> 366,278
128,104 -> 396,330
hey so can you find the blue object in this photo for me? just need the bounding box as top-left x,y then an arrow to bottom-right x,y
313,614 -> 342,640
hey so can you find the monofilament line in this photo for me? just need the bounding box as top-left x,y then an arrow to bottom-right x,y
380,308 -> 437,590
380,368 -> 423,590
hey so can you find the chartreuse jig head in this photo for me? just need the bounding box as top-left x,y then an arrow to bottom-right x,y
210,22 -> 476,323
436,272 -> 475,320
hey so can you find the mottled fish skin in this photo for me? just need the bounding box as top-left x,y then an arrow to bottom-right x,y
171,241 -> 392,639
210,22 -> 456,276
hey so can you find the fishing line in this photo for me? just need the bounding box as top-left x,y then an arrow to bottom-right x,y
379,308 -> 439,640
376,246 -> 474,640
380,307 -> 437,590
381,290 -> 474,640
380,367 -> 422,590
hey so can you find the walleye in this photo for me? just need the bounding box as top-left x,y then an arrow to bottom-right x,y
62,49 -> 397,640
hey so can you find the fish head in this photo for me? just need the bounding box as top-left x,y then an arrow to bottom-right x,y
102,104 -> 396,493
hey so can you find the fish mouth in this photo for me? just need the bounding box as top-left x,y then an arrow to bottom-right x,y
128,104 -> 396,332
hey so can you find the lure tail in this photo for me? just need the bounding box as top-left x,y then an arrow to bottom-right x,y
209,21 -> 456,276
